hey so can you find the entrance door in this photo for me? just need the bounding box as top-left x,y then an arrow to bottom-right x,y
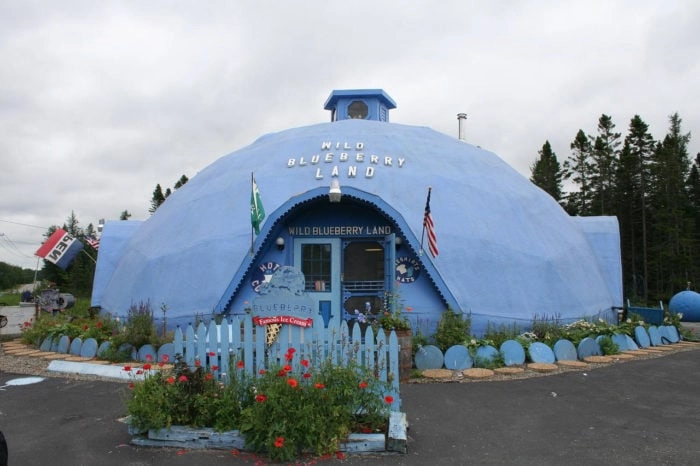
341,234 -> 396,324
294,238 -> 341,327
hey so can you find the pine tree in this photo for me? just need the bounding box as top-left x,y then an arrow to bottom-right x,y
120,210 -> 132,220
529,140 -> 564,202
149,184 -> 166,214
589,114 -> 621,215
648,113 -> 693,297
623,115 -> 656,301
563,129 -> 595,215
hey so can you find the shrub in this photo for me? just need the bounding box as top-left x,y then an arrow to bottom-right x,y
434,309 -> 470,352
483,321 -> 521,347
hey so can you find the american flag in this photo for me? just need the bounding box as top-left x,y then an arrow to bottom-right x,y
423,188 -> 439,258
86,236 -> 100,250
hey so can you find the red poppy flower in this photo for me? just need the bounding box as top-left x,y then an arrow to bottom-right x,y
384,395 -> 394,404
336,451 -> 345,460
136,369 -> 143,375
300,359 -> 309,367
287,347 -> 296,354
166,376 -> 175,384
284,352 -> 293,362
123,365 -> 131,372
161,354 -> 170,363
142,363 -> 152,371
195,359 -> 201,367
211,365 -> 219,371
209,351 -> 216,357
303,373 -> 311,379
236,360 -> 244,369
96,321 -> 103,328
358,381 -> 368,389
287,378 -> 298,388
255,394 -> 267,403
205,373 -> 213,381
178,375 -> 188,382
282,364 -> 292,373
277,369 -> 286,377
128,382 -> 135,389
157,362 -> 165,368
83,325 -> 89,330
314,383 -> 325,389
145,354 -> 153,361
259,369 -> 266,375
274,437 -> 285,448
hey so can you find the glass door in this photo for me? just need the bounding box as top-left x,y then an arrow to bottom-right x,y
294,238 -> 341,327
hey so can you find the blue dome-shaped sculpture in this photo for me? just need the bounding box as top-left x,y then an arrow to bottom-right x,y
92,89 -> 622,335
669,290 -> 700,322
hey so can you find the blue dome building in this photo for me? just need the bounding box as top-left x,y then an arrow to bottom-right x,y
91,89 -> 623,335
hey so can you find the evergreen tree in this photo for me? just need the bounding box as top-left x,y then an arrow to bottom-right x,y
174,174 -> 189,189
149,184 -> 166,214
120,210 -> 132,220
648,113 -> 693,297
622,115 -> 656,301
563,129 -> 595,215
529,140 -> 564,202
589,114 -> 621,215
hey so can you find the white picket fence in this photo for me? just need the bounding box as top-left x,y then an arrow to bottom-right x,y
172,316 -> 401,410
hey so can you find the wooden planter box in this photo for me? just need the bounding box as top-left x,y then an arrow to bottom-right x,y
128,411 -> 408,454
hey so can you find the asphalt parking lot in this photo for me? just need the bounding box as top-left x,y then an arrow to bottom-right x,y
1,346 -> 700,465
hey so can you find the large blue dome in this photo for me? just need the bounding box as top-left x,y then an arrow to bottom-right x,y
92,92 -> 622,335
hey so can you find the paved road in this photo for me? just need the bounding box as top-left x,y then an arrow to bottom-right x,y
1,348 -> 699,465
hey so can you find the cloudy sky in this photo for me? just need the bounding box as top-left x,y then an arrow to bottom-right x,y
1,0 -> 699,269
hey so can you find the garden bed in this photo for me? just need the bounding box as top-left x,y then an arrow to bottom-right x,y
126,410 -> 408,454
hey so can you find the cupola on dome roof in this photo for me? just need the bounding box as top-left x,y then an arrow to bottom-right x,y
324,89 -> 397,122
92,89 -> 622,335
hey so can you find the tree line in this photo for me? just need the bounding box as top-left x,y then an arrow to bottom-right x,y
530,113 -> 699,304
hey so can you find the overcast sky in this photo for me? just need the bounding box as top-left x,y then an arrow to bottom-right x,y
2,0 -> 699,270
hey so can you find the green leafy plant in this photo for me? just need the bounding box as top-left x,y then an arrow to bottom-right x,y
598,335 -> 619,355
434,309 -> 471,352
483,321 -> 522,347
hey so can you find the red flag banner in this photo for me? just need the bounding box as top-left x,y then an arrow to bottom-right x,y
423,188 -> 439,258
35,229 -> 84,270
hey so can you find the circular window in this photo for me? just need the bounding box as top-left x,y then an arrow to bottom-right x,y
348,100 -> 368,119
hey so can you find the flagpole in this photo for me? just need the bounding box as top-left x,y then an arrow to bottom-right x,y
419,187 -> 431,256
250,172 -> 254,257
81,248 -> 97,264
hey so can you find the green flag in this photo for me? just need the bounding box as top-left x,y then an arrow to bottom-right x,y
250,175 -> 265,234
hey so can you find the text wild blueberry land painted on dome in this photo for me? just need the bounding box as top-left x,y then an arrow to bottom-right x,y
286,141 -> 406,179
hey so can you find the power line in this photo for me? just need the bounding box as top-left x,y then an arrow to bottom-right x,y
0,218 -> 48,229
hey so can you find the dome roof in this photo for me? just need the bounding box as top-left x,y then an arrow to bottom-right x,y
93,112 -> 621,333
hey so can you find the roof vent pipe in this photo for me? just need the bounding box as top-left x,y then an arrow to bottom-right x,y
457,113 -> 468,141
